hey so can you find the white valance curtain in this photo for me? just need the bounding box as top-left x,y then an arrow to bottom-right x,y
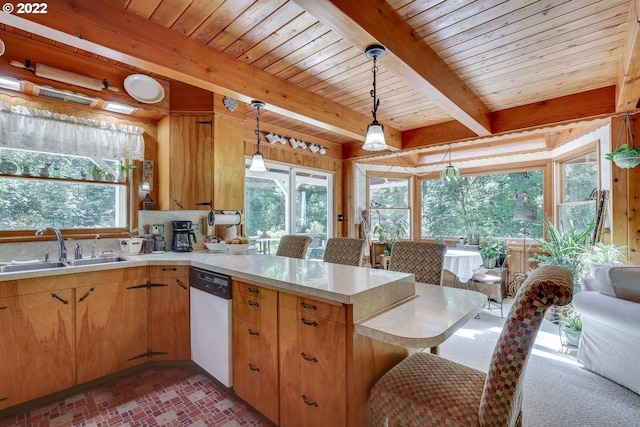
0,102 -> 145,160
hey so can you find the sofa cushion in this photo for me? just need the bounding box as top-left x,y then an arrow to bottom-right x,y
609,267 -> 640,303
595,266 -> 640,303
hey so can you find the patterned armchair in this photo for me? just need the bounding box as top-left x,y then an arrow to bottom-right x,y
370,265 -> 574,427
275,235 -> 312,259
322,237 -> 366,266
388,241 -> 447,285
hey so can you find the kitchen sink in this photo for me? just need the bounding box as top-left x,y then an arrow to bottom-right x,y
0,261 -> 68,273
66,256 -> 128,266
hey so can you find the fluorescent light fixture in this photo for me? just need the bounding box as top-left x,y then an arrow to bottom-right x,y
0,76 -> 20,91
105,102 -> 136,114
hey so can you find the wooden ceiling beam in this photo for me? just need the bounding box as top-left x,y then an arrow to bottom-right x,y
292,0 -> 492,136
617,0 -> 640,112
0,0 -> 403,147
490,87 -> 616,134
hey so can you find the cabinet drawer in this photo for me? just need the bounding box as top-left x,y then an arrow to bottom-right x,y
280,339 -> 346,427
233,291 -> 277,329
149,265 -> 189,279
280,292 -> 345,325
233,317 -> 279,424
279,307 -> 346,353
234,280 -> 277,303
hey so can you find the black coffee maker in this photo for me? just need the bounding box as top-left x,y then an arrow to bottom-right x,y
171,220 -> 196,252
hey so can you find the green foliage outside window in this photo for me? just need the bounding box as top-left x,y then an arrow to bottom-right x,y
421,171 -> 544,239
0,148 -> 125,230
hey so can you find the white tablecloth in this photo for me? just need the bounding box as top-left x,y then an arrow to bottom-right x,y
444,249 -> 483,282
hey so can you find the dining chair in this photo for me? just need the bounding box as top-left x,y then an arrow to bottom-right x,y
369,265 -> 573,427
469,255 -> 510,317
388,241 -> 447,285
275,235 -> 312,259
322,237 -> 366,266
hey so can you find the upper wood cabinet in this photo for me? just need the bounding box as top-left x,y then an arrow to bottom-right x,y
158,92 -> 246,211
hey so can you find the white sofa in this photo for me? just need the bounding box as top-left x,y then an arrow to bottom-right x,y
573,266 -> 640,395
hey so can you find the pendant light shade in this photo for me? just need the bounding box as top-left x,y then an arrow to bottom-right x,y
440,165 -> 461,181
362,45 -> 388,151
249,100 -> 267,172
440,145 -> 460,181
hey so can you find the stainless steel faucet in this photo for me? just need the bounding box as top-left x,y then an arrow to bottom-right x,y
35,227 -> 67,262
91,234 -> 101,258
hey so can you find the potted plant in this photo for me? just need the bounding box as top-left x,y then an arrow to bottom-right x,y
579,243 -> 626,277
528,216 -> 594,281
558,304 -> 582,348
479,237 -> 507,268
373,214 -> 409,255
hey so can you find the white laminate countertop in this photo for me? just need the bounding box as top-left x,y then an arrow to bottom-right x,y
0,251 -> 415,321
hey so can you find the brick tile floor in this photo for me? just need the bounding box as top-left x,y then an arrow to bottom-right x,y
0,366 -> 271,427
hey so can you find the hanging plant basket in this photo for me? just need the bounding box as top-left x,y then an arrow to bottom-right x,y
613,151 -> 640,168
606,109 -> 640,169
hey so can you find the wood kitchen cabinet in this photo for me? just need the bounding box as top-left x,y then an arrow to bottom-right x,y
76,267 -> 148,384
279,292 -> 347,427
0,281 -> 74,410
157,95 -> 246,211
232,280 -> 279,425
148,265 -> 190,361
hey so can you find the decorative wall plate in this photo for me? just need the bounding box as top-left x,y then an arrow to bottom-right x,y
124,74 -> 164,104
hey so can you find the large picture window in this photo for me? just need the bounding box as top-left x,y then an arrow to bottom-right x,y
0,148 -> 128,231
420,170 -> 543,239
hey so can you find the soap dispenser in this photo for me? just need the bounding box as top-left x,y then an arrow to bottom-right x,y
74,242 -> 83,260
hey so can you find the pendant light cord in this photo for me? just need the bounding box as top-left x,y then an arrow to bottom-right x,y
370,55 -> 380,123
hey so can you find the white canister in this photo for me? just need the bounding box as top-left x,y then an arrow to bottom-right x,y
224,225 -> 237,240
119,237 -> 144,255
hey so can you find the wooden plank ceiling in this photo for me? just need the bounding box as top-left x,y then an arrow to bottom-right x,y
0,0 -> 637,166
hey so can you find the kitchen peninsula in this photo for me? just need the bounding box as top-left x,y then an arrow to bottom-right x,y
0,252 -> 485,426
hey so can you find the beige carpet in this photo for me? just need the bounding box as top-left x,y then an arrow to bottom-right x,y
438,299 -> 640,427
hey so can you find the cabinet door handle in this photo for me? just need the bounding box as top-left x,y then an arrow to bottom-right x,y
78,287 -> 95,302
248,329 -> 260,336
51,293 -> 69,305
248,363 -> 260,372
301,317 -> 318,327
248,300 -> 259,307
301,395 -> 319,407
176,279 -> 188,290
162,267 -> 177,271
301,301 -> 318,310
300,352 -> 318,363
248,287 -> 260,294
0,306 -> 7,310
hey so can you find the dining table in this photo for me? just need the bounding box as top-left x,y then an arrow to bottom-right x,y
443,248 -> 484,283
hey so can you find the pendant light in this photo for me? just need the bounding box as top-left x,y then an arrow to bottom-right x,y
249,100 -> 267,172
362,45 -> 388,151
440,145 -> 460,181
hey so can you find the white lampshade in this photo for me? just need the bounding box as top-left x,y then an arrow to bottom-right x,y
440,165 -> 461,181
249,151 -> 266,172
363,122 -> 387,151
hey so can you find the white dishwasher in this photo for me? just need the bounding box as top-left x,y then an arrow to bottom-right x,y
190,267 -> 232,387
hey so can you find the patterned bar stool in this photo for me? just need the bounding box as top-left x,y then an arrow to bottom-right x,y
369,265 -> 574,427
388,241 -> 447,285
322,237 -> 366,266
275,235 -> 312,259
